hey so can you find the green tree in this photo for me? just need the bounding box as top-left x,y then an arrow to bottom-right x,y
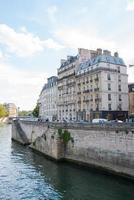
32,104 -> 39,117
0,104 -> 8,118
18,110 -> 32,116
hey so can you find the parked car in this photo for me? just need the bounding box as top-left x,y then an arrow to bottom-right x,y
92,118 -> 108,123
109,120 -> 123,123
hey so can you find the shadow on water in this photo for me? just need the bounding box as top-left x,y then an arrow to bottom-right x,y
11,140 -> 134,200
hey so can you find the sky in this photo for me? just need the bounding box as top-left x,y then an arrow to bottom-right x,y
0,0 -> 134,110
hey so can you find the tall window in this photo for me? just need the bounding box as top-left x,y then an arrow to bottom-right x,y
108,104 -> 111,111
118,75 -> 121,82
107,73 -> 111,80
108,94 -> 111,101
119,94 -> 122,101
108,83 -> 111,91
118,85 -> 121,91
118,104 -> 122,110
96,104 -> 99,111
117,66 -> 120,73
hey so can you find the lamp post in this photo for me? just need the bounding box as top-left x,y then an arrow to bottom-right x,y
17,107 -> 20,117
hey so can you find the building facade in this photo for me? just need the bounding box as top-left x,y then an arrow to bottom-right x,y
39,76 -> 58,121
128,83 -> 134,117
76,49 -> 128,121
57,48 -> 93,121
5,103 -> 18,117
39,48 -> 128,122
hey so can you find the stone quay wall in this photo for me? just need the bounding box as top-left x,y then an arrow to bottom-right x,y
12,119 -> 134,178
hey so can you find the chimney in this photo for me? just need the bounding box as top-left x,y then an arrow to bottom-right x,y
61,59 -> 66,65
103,50 -> 111,56
97,48 -> 102,55
114,52 -> 119,57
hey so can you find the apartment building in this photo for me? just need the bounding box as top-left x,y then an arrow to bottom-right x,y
76,49 -> 128,121
5,103 -> 18,117
128,83 -> 134,116
39,48 -> 128,122
57,48 -> 93,121
39,76 -> 58,121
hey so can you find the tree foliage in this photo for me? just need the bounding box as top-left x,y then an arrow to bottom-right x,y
58,128 -> 72,144
18,110 -> 32,116
32,104 -> 39,117
0,104 -> 8,118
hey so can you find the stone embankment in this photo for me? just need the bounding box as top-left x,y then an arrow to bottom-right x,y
12,119 -> 134,179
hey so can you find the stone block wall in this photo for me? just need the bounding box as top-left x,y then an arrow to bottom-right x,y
12,120 -> 134,178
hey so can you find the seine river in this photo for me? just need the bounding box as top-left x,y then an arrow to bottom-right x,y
0,125 -> 134,200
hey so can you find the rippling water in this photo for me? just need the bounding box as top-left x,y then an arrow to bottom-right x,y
0,125 -> 134,200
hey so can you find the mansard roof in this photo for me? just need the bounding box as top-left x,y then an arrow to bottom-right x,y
79,54 -> 125,71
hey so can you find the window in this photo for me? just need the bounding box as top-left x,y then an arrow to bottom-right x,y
108,104 -> 111,111
107,73 -> 111,80
96,104 -> 99,111
118,75 -> 121,82
118,85 -> 121,91
108,83 -> 111,90
117,66 -> 120,73
119,94 -> 122,101
108,94 -> 111,101
118,104 -> 122,111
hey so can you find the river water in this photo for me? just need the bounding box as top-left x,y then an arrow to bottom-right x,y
0,125 -> 134,200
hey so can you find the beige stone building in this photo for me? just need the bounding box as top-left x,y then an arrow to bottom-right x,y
128,83 -> 134,116
57,48 -> 93,121
76,49 -> 128,121
39,76 -> 58,121
5,103 -> 18,117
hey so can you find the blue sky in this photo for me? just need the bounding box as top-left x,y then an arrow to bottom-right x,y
0,0 -> 134,110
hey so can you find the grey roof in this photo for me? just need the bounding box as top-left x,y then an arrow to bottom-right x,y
79,54 -> 125,70
60,56 -> 78,68
40,76 -> 58,93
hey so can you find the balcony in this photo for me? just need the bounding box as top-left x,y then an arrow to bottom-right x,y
83,89 -> 89,93
83,100 -> 89,103
94,88 -> 99,92
94,77 -> 99,82
95,98 -> 100,102
67,81 -> 75,86
77,91 -> 81,95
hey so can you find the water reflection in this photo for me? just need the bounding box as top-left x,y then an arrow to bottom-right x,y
0,125 -> 134,200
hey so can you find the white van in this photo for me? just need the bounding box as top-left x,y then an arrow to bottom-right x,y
92,118 -> 108,123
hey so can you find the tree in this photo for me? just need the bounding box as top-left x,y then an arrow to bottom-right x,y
0,104 -> 8,118
32,104 -> 39,117
18,110 -> 32,116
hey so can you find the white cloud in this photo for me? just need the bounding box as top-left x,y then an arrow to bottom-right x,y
0,61 -> 47,110
47,5 -> 58,23
126,0 -> 134,11
0,24 -> 63,57
43,38 -> 64,50
55,27 -> 115,51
